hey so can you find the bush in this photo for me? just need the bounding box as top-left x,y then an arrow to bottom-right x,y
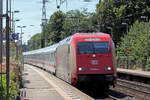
0,75 -> 7,100
0,62 -> 20,100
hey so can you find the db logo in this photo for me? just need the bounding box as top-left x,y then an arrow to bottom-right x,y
91,60 -> 98,65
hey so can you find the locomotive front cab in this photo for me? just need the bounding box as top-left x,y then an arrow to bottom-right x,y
74,33 -> 116,86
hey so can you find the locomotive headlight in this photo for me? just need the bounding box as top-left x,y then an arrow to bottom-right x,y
78,67 -> 82,71
78,67 -> 86,71
92,54 -> 96,57
107,67 -> 112,70
104,66 -> 112,71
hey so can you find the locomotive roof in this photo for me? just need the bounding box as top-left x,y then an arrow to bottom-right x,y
23,43 -> 58,55
23,32 -> 110,55
71,32 -> 110,40
74,32 -> 110,37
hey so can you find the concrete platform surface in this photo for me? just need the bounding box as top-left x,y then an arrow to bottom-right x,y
117,68 -> 150,78
21,64 -> 65,100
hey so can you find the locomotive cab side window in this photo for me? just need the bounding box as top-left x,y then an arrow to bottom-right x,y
77,42 -> 110,54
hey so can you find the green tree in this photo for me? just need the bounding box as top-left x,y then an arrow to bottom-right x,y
117,21 -> 150,70
61,9 -> 93,39
28,33 -> 41,50
46,11 -> 65,45
96,0 -> 150,43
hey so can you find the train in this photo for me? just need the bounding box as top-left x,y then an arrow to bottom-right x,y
23,32 -> 117,91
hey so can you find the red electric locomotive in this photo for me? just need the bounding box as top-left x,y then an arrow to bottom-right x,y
24,32 -> 117,91
56,32 -> 117,90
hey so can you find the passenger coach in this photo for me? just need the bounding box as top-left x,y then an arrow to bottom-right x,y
23,44 -> 58,74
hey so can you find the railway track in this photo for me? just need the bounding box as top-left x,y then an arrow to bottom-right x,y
95,94 -> 135,100
108,95 -> 120,100
116,79 -> 150,99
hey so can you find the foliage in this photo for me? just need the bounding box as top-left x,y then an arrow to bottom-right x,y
26,1 -> 150,71
0,75 -> 7,99
45,11 -> 65,45
0,74 -> 19,100
96,0 -> 150,43
61,10 -> 93,39
9,69 -> 20,100
0,59 -> 20,100
116,21 -> 150,70
28,33 -> 41,50
27,9 -> 93,50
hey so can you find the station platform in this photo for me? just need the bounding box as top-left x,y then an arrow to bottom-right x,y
117,68 -> 150,78
21,64 -> 65,100
20,64 -> 94,100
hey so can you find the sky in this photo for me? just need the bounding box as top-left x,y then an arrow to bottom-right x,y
10,0 -> 99,44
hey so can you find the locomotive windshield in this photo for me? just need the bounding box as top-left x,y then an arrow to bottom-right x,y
77,42 -> 109,54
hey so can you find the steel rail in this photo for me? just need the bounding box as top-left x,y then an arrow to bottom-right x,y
117,79 -> 150,96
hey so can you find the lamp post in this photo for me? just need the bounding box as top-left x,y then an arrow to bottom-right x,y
107,26 -> 113,40
17,26 -> 26,46
122,22 -> 129,69
17,25 -> 26,60
12,11 -> 19,33
141,16 -> 149,71
17,25 -> 26,65
13,19 -> 20,33
8,10 -> 19,33
12,19 -> 20,60
17,25 -> 26,87
8,11 -> 19,59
